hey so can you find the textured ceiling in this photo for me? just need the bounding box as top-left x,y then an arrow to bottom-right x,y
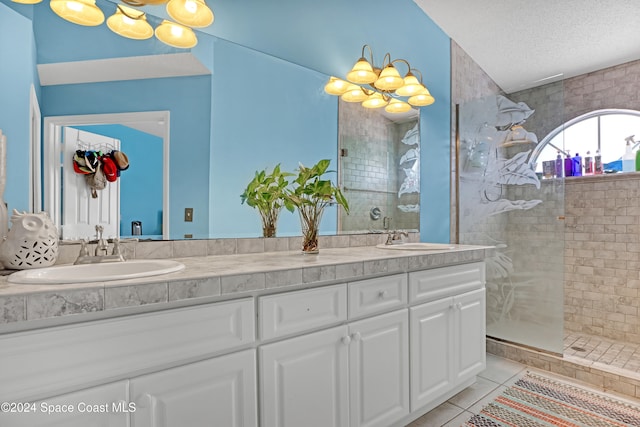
414,0 -> 640,93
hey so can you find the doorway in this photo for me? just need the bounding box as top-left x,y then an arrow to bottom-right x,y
43,111 -> 170,240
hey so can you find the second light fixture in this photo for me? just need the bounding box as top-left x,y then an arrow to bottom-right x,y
324,45 -> 435,114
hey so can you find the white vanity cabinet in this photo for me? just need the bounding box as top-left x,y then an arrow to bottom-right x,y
409,262 -> 486,412
0,254 -> 487,427
259,277 -> 410,427
130,349 -> 257,427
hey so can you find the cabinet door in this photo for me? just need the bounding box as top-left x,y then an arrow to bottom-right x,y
409,297 -> 454,411
0,381 -> 128,427
130,349 -> 257,427
260,325 -> 349,427
349,309 -> 409,427
454,288 -> 486,383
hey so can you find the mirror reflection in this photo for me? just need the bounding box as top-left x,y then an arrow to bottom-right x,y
338,100 -> 420,234
1,0 -> 421,240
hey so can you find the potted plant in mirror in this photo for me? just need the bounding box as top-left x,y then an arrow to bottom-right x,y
284,159 -> 349,253
240,164 -> 292,238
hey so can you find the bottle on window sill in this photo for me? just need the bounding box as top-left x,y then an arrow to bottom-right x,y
555,151 -> 563,177
564,153 -> 573,177
594,150 -> 603,174
572,153 -> 582,177
623,139 -> 635,172
584,151 -> 593,175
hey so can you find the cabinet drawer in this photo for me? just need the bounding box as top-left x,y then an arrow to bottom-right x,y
409,262 -> 485,304
348,273 -> 407,318
0,298 -> 255,402
259,284 -> 347,340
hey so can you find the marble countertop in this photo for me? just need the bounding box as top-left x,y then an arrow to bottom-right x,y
0,244 -> 493,332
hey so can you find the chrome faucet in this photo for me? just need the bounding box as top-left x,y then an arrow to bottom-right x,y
74,225 -> 126,264
385,230 -> 409,245
95,225 -> 109,256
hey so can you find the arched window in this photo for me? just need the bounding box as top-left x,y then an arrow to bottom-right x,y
532,109 -> 640,174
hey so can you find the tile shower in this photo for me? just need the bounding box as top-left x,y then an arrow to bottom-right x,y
453,40 -> 640,397
338,100 -> 420,234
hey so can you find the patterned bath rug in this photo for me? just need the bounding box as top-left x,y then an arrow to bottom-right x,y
465,372 -> 640,426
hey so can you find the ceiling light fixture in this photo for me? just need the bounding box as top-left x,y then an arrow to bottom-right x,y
324,45 -> 435,114
12,0 -> 214,48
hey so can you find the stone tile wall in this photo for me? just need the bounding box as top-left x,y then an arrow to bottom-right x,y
338,100 -> 419,233
563,174 -> 640,344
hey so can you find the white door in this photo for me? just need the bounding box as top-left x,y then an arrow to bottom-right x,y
410,297 -> 454,411
62,127 -> 120,240
454,288 -> 486,383
260,325 -> 349,427
0,380 -> 128,427
130,349 -> 257,427
349,309 -> 409,427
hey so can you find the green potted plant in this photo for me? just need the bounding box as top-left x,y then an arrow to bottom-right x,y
240,164 -> 292,238
284,159 -> 349,253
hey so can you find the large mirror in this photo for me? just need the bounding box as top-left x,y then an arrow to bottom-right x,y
0,0 -> 440,241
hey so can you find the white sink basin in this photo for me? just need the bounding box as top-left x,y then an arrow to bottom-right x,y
8,259 -> 185,285
376,243 -> 456,251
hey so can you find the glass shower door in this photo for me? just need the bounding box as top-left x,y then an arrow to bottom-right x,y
457,88 -> 565,354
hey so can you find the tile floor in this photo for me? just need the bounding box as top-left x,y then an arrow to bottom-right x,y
564,332 -> 640,373
406,352 -> 640,427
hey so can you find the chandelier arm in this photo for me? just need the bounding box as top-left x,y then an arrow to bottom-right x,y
382,53 -> 392,68
116,4 -> 146,19
391,58 -> 412,75
410,68 -> 424,82
362,45 -> 375,66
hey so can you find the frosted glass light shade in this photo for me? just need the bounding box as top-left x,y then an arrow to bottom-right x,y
107,6 -> 153,40
50,0 -> 105,26
385,98 -> 411,113
324,77 -> 349,96
374,64 -> 403,91
341,85 -> 368,103
346,58 -> 377,84
155,20 -> 198,48
408,88 -> 435,106
166,0 -> 213,28
362,92 -> 387,109
395,73 -> 425,96
12,0 -> 42,4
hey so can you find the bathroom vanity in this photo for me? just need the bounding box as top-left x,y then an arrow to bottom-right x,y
0,243 -> 490,427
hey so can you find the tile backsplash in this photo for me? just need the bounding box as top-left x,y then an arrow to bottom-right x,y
56,232 -> 420,264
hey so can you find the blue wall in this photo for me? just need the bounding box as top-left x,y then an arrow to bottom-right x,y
210,39 -> 338,238
41,76 -> 212,239
0,2 -> 37,214
73,125 -> 163,238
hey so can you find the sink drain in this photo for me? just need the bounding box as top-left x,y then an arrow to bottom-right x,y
571,346 -> 586,352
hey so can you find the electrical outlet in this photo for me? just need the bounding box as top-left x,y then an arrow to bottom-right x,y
184,208 -> 193,222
